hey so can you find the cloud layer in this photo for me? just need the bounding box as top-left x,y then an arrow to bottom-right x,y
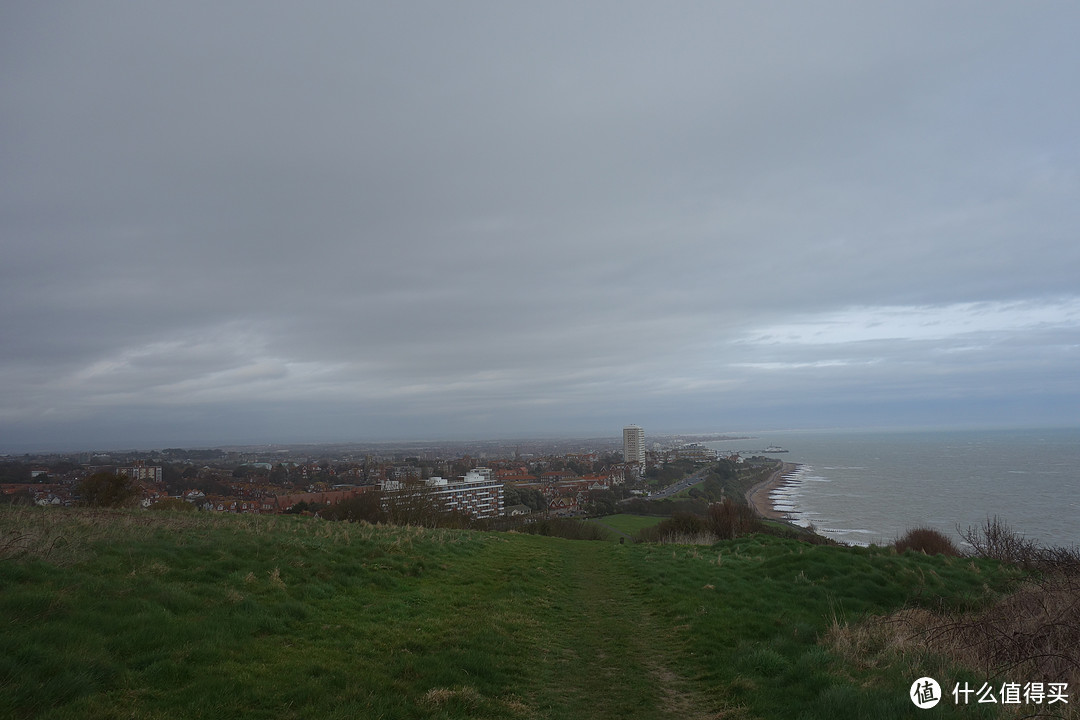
3,2 -> 1079,449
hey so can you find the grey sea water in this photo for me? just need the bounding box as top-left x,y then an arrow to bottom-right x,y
706,427 -> 1080,548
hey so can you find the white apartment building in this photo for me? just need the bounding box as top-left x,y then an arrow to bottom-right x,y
425,473 -> 504,519
381,467 -> 504,519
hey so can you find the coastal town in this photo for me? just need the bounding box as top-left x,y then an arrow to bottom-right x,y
0,429 -> 788,521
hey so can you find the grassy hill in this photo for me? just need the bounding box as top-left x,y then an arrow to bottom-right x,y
588,513 -> 664,539
0,507 -> 1027,719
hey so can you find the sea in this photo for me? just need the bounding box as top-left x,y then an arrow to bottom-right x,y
704,427 -> 1080,549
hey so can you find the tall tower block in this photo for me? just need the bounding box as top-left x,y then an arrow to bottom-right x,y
623,425 -> 645,470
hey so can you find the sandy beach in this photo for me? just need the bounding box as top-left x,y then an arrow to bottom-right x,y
745,462 -> 800,521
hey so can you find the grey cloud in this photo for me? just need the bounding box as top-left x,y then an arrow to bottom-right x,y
3,2 -> 1079,449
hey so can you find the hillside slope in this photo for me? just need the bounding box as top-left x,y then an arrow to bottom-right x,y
0,507 -> 1020,719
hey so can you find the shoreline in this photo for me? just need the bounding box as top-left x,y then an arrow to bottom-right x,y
745,462 -> 800,521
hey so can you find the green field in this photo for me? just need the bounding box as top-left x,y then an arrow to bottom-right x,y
590,513 -> 664,537
0,506 -> 1024,719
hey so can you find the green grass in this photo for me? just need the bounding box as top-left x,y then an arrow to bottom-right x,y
0,506 -> 1024,719
591,513 -> 664,537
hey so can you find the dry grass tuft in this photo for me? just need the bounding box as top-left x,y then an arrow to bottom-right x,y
922,573 -> 1080,687
828,571 -> 1080,717
498,694 -> 532,716
267,567 -> 286,590
420,686 -> 481,708
0,505 -> 257,565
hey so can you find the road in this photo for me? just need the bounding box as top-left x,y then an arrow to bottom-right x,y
646,470 -> 708,500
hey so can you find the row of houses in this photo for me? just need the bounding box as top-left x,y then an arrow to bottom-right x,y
505,472 -> 621,517
227,464 -> 621,519
179,486 -> 375,514
13,461 -> 635,520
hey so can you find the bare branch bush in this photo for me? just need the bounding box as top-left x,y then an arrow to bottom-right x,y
891,573 -> 1080,715
960,515 -> 1080,573
707,497 -> 762,541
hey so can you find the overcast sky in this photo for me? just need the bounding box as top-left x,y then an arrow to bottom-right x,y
3,2 -> 1079,451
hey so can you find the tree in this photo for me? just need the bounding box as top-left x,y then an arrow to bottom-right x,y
0,462 -> 31,483
584,489 -> 618,517
520,488 -> 547,512
269,463 -> 290,485
566,460 -> 588,477
503,485 -> 522,508
322,492 -> 386,524
77,472 -> 139,507
161,463 -> 183,492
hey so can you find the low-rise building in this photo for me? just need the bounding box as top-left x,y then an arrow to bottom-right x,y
664,445 -> 718,464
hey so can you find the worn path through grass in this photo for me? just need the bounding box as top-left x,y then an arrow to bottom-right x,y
525,540 -> 720,720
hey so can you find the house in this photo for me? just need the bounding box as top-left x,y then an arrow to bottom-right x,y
497,468 -> 537,482
541,470 -> 576,483
548,495 -> 579,516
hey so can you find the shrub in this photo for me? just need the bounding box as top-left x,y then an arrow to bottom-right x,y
1030,543 -> 1080,573
320,493 -> 386,524
634,512 -> 717,544
707,498 -> 762,540
635,512 -> 706,543
958,516 -> 1036,564
635,503 -> 768,545
894,527 -> 960,557
960,515 -> 1080,572
77,472 -> 139,508
836,572 -> 1080,702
